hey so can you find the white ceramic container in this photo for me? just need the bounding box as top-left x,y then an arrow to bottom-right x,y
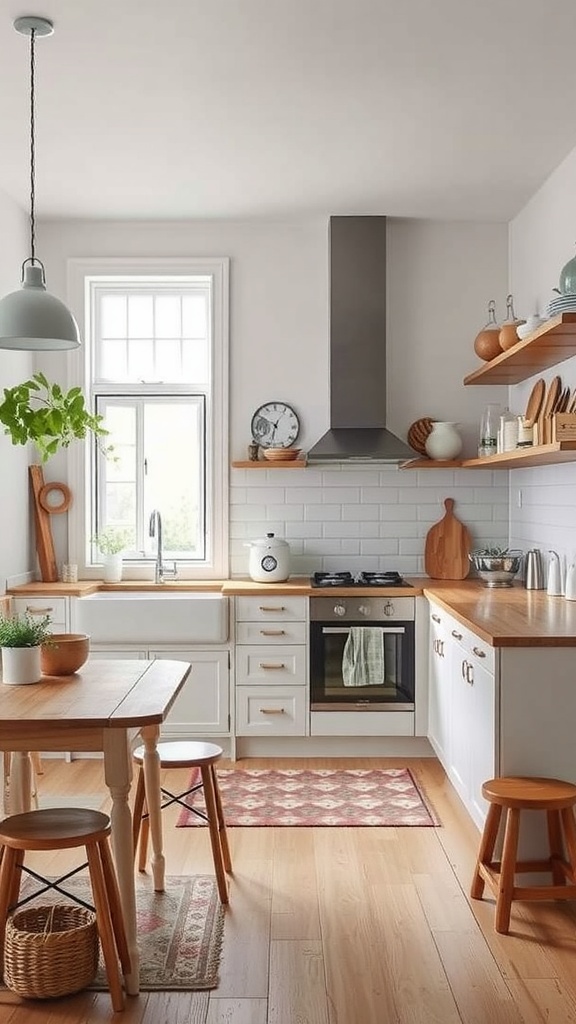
1,646 -> 42,684
425,422 -> 463,460
246,533 -> 291,583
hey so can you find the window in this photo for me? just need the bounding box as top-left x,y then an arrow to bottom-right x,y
67,258 -> 229,579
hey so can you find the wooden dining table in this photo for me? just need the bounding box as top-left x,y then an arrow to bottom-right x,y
0,657 -> 191,996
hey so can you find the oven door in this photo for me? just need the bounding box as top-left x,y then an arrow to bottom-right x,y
310,621 -> 415,710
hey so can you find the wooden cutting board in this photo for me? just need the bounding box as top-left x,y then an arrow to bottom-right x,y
424,498 -> 471,580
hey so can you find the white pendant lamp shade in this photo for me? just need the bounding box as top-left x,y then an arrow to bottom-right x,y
0,261 -> 80,350
0,16 -> 81,352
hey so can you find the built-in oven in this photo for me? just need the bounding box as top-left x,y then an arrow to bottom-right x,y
309,595 -> 415,711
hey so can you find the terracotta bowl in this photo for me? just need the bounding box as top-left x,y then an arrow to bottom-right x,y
41,633 -> 90,676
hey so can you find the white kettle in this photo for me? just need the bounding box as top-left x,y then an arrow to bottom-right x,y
246,532 -> 291,583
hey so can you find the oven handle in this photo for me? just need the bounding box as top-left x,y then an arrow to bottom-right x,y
320,627 -> 406,635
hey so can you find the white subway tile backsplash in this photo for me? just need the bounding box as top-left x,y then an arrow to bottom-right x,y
342,504 -> 379,521
305,505 -> 342,521
322,487 -> 360,503
231,466 -> 511,574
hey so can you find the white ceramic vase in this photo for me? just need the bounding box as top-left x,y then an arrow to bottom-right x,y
425,422 -> 463,461
102,552 -> 123,583
1,646 -> 42,685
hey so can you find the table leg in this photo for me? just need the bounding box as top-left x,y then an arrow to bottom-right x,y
103,730 -> 139,996
140,724 -> 165,892
8,752 -> 33,814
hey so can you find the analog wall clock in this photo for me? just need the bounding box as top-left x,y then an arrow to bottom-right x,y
251,401 -> 300,448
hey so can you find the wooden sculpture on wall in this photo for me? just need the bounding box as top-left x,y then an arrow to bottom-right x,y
28,466 -> 72,582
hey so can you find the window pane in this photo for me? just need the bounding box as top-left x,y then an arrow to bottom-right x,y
101,294 -> 127,338
127,337 -> 154,381
155,339 -> 182,381
182,294 -> 207,337
156,295 -> 181,339
182,339 -> 209,383
143,402 -> 204,557
100,338 -> 128,381
128,295 -> 153,338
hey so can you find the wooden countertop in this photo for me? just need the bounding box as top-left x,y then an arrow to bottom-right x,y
423,581 -> 576,647
7,576 -> 576,647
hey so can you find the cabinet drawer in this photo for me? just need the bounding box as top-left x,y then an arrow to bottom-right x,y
236,621 -> 307,645
236,646 -> 306,685
236,686 -> 307,735
447,618 -> 495,674
236,596 -> 306,622
12,596 -> 68,631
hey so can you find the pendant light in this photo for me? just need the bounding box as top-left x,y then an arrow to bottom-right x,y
0,16 -> 80,350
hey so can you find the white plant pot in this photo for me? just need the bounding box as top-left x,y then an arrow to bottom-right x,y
102,553 -> 123,583
1,646 -> 42,685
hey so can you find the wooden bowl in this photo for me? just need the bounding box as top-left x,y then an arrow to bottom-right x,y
262,448 -> 301,461
41,634 -> 90,676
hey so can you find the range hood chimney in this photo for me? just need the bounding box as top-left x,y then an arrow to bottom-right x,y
307,216 -> 415,463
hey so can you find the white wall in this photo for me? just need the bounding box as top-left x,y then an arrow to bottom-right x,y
0,189 -> 35,589
509,145 -> 576,574
39,215 -> 509,576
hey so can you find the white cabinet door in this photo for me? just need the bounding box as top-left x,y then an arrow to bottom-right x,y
448,633 -> 472,808
468,656 -> 496,830
152,649 -> 230,736
428,607 -> 451,770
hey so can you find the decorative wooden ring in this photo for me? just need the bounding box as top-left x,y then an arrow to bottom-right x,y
38,482 -> 73,515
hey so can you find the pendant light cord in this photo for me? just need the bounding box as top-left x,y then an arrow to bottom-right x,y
29,26 -> 36,264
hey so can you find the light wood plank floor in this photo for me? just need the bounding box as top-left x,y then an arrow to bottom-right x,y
0,756 -> 575,1023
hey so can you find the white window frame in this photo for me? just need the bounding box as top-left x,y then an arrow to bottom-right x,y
66,257 -> 229,580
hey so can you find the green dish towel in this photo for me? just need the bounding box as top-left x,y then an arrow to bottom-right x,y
342,628 -> 385,687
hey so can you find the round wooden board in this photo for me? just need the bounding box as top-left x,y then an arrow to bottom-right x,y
407,417 -> 435,455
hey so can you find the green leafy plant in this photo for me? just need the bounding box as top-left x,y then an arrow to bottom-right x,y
0,613 -> 52,648
0,372 -> 111,463
92,528 -> 130,555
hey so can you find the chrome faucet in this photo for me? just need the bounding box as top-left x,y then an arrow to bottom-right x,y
149,509 -> 178,584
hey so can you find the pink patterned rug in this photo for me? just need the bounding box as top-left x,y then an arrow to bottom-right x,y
176,767 -> 440,827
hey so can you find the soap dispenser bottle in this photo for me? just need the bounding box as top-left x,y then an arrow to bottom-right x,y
547,551 -> 563,596
565,560 -> 576,601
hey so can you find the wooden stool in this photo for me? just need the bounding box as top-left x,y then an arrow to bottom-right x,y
132,740 -> 231,904
0,807 -> 130,1011
471,776 -> 576,933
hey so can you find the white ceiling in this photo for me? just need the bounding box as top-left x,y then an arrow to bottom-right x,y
1,0 -> 575,223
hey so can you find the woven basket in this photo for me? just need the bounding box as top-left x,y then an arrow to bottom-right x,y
4,904 -> 99,999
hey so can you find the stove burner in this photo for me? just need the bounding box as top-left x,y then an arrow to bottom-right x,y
311,571 -> 410,588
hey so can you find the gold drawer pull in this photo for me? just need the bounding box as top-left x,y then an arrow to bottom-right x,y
260,629 -> 285,636
258,605 -> 285,612
472,647 -> 486,658
25,605 -> 54,614
259,707 -> 285,714
259,662 -> 286,670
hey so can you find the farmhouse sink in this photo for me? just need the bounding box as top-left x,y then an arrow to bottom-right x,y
75,592 -> 229,644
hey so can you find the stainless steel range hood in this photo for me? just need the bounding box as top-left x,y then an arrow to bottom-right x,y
307,216 -> 415,463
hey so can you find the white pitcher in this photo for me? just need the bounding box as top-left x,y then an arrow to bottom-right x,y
565,561 -> 576,601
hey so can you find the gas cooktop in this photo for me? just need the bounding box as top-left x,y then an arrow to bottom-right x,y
310,571 -> 412,589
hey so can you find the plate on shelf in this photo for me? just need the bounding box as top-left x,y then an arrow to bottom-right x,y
262,447 -> 301,462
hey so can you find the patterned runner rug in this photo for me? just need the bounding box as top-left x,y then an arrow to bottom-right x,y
16,874 -> 224,991
176,767 -> 440,827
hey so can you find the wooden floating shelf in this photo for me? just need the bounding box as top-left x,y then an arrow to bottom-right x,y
401,442 -> 576,470
463,313 -> 576,386
231,459 -> 307,469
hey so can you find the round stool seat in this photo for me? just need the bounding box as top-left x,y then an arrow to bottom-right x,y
0,808 -> 111,850
482,776 -> 576,811
133,740 -> 224,769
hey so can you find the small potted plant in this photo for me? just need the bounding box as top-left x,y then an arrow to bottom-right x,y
0,612 -> 52,685
92,528 -> 130,583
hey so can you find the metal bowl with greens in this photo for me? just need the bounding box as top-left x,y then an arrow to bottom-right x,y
469,547 -> 524,587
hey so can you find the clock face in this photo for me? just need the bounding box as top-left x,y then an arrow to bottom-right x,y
251,402 -> 300,448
